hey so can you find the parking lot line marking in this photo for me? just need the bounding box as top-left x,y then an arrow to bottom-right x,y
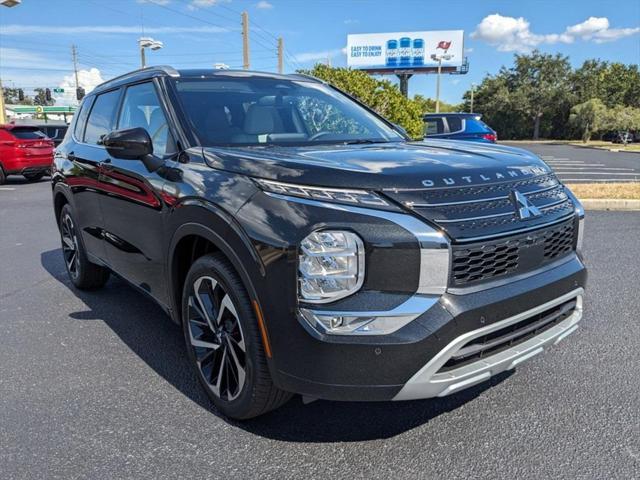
561,178 -> 640,182
554,172 -> 640,176
551,167 -> 635,171
0,187 -> 16,191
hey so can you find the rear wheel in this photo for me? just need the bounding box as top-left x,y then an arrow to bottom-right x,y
59,204 -> 110,289
24,171 -> 45,182
0,166 -> 5,185
182,253 -> 291,419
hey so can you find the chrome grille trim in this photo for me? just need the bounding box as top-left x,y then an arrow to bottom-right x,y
407,182 -> 561,208
434,195 -> 570,224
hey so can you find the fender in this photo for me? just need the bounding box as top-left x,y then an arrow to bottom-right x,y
166,200 -> 266,326
52,180 -> 76,222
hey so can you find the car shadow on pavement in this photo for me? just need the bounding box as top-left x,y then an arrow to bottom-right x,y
42,247 -> 512,443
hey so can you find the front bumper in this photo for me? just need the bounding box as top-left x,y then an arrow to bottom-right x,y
393,288 -> 583,400
273,254 -> 586,401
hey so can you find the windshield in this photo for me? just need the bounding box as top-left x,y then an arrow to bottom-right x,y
171,76 -> 404,147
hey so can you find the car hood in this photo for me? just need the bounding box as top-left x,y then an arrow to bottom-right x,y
201,139 -> 551,190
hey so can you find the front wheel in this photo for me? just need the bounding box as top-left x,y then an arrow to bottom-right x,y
182,253 -> 292,419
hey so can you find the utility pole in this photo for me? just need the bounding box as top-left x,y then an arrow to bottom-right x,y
277,37 -> 283,74
435,57 -> 442,113
241,11 -> 250,70
71,45 -> 80,92
470,83 -> 475,113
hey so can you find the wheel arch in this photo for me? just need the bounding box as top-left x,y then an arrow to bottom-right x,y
167,206 -> 266,326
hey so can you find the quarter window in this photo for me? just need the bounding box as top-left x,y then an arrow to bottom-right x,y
73,98 -> 92,140
84,90 -> 120,145
118,82 -> 172,156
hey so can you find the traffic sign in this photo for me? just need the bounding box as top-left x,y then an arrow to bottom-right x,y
53,88 -> 64,93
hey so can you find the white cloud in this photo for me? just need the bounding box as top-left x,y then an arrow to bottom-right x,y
256,1 -> 273,9
1,24 -> 229,35
137,0 -> 171,4
188,0 -> 229,9
293,48 -> 345,63
55,68 -> 106,106
472,14 -> 640,52
343,19 -> 359,25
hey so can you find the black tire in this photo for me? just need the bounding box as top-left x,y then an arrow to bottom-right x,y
59,204 -> 110,290
182,253 -> 292,419
0,165 -> 5,185
24,171 -> 45,182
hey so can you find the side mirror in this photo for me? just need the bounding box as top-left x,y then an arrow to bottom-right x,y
102,127 -> 163,172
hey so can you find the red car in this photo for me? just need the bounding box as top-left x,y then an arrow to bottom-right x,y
0,124 -> 54,184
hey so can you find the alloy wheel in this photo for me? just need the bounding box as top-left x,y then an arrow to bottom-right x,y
61,214 -> 80,279
187,276 -> 247,401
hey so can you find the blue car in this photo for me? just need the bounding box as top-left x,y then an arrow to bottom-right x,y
424,113 -> 497,143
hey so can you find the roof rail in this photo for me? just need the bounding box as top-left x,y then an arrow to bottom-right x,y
93,65 -> 180,92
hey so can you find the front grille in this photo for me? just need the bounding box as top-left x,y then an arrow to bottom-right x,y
383,174 -> 576,241
439,298 -> 578,372
450,219 -> 576,286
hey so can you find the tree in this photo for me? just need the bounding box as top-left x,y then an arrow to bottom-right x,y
507,51 -> 573,140
299,64 -> 424,138
569,99 -> 607,142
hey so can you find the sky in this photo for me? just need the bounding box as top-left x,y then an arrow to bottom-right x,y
0,0 -> 638,106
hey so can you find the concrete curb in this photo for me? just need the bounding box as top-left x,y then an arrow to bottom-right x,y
580,199 -> 640,211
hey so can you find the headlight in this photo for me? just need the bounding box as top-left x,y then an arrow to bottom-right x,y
298,230 -> 365,303
255,178 -> 391,209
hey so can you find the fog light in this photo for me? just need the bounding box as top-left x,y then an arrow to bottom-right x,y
298,230 -> 364,303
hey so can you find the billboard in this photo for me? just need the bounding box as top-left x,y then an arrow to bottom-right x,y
347,30 -> 464,72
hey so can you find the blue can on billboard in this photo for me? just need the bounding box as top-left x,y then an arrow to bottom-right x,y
412,38 -> 424,66
386,39 -> 398,67
399,37 -> 411,67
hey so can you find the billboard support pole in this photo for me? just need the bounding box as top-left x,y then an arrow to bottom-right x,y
397,73 -> 412,98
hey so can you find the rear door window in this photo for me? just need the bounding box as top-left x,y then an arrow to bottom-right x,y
84,89 -> 121,144
425,118 -> 445,135
9,128 -> 47,140
446,117 -> 464,133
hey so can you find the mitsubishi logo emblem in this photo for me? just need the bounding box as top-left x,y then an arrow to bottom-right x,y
510,190 -> 541,220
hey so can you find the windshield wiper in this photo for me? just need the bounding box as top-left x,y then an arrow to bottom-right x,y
341,139 -> 390,145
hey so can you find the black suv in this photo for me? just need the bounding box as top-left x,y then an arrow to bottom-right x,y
52,67 -> 586,419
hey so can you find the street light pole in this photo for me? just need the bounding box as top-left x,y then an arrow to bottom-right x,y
470,83 -> 475,113
138,37 -> 163,69
140,46 -> 146,68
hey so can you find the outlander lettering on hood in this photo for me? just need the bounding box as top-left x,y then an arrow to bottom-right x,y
421,165 -> 550,188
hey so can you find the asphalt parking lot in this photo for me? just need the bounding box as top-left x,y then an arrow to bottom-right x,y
1,178 -> 640,479
504,142 -> 640,183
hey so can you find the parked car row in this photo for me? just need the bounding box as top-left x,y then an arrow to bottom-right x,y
0,123 -> 68,184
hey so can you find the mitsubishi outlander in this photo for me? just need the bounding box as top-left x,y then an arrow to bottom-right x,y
51,67 -> 586,419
